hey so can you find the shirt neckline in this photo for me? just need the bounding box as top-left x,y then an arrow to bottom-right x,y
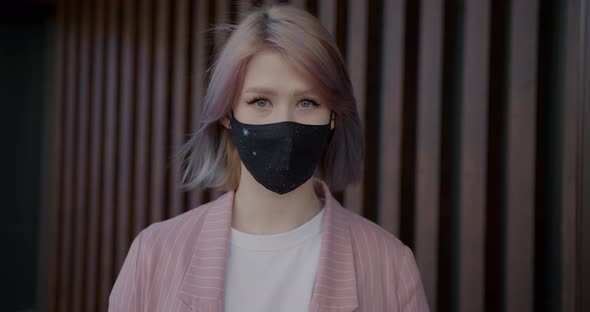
230,207 -> 324,251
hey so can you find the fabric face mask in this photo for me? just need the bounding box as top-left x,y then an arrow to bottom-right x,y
228,111 -> 333,195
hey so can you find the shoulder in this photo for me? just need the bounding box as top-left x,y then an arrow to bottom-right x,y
333,206 -> 429,310
137,197 -> 220,255
334,206 -> 409,260
332,206 -> 417,284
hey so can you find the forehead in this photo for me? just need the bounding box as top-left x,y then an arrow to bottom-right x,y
241,49 -> 314,93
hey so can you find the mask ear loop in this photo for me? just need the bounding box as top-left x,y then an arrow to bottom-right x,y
226,110 -> 235,129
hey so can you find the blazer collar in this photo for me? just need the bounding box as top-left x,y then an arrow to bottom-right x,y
177,179 -> 359,311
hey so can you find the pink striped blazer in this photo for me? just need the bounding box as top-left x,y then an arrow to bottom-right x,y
109,179 -> 429,311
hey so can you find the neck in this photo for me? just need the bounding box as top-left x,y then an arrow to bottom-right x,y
232,164 -> 323,235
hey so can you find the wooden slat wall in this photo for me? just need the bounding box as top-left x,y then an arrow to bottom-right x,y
48,0 -> 587,311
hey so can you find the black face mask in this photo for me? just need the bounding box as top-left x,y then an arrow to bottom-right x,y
228,111 -> 333,195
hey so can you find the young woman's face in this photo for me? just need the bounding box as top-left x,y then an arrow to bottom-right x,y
232,50 -> 333,127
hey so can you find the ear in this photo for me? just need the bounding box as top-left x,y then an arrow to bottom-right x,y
220,115 -> 230,129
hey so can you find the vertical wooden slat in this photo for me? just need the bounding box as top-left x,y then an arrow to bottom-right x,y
71,0 -> 93,310
289,0 -> 306,10
99,0 -> 121,308
562,2 -> 585,311
187,0 -> 209,210
150,0 -> 171,223
214,0 -> 231,54
49,0 -> 66,310
415,0 -> 443,309
345,0 -> 367,215
134,0 -> 153,236
505,0 -> 538,311
318,0 -> 336,37
57,0 -> 80,310
170,0 -> 190,217
116,0 -> 137,269
458,0 -> 490,311
378,0 -> 405,237
85,0 -> 106,310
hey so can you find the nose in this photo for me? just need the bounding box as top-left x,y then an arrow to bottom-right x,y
275,104 -> 295,123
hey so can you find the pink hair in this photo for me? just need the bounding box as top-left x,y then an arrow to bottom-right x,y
178,4 -> 363,192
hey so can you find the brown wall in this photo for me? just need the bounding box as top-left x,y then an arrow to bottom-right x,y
48,0 -> 588,311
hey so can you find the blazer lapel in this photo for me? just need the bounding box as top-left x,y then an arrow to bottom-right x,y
308,180 -> 359,311
178,191 -> 234,311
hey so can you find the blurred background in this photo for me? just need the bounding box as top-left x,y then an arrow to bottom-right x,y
1,0 -> 588,311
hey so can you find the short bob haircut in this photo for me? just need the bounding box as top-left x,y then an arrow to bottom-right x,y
178,4 -> 363,192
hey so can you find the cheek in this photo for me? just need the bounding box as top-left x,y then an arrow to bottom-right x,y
298,107 -> 332,125
233,102 -> 269,124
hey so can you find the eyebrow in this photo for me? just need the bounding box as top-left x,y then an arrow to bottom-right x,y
243,86 -> 320,98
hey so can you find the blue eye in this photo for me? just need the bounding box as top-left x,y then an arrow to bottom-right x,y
247,97 -> 269,108
254,99 -> 268,108
299,99 -> 318,108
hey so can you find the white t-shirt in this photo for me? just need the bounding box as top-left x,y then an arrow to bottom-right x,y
223,207 -> 325,312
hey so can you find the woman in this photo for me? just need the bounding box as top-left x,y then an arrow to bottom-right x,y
109,4 -> 428,312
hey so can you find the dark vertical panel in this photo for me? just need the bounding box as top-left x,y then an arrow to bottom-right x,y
438,1 -> 463,310
362,0 -> 383,223
344,0 -> 367,215
49,0 -> 66,310
57,0 -> 80,310
187,0 -> 209,210
534,1 -> 562,311
134,0 -> 153,235
85,0 -> 105,310
458,0 -> 489,311
399,0 -> 419,247
561,1 -> 584,311
414,0 -> 443,309
116,0 -> 137,269
99,0 -> 121,308
305,0 -> 318,16
377,0 -> 405,237
170,0 -> 189,217
505,0 -> 538,311
362,1 -> 389,222
334,0 -> 348,60
71,0 -> 92,310
150,0 -> 171,223
484,0 -> 508,311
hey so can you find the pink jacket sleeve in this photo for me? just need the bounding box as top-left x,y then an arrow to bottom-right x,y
108,231 -> 144,312
397,245 -> 430,311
